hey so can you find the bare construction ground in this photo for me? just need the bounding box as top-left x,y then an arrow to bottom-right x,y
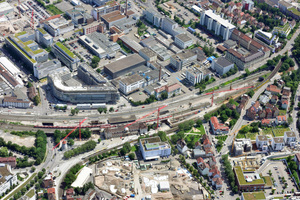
0,131 -> 35,147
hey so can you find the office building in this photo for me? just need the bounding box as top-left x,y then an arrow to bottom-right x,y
0,2 -> 14,16
234,166 -> 265,192
5,31 -> 48,69
241,192 -> 266,200
0,164 -> 17,196
77,63 -> 106,85
52,42 -> 80,71
154,83 -> 181,99
92,2 -> 120,20
35,28 -> 53,47
48,70 -> 119,104
43,15 -> 74,37
273,23 -> 292,37
139,137 -> 171,160
185,67 -> 204,85
79,32 -> 120,59
233,139 -> 252,156
119,74 -> 144,95
83,22 -> 100,35
104,54 -> 146,78
170,49 -> 197,71
143,8 -> 164,27
174,33 -> 194,49
211,57 -> 234,75
65,6 -> 94,25
139,47 -> 157,62
200,10 -> 236,40
92,0 -> 111,7
161,17 -> 184,37
33,59 -> 62,79
0,57 -> 23,87
101,10 -> 126,28
255,30 -> 278,45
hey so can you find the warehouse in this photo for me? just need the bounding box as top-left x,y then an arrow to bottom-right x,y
119,35 -> 143,53
103,54 -> 146,79
101,10 -> 126,28
33,59 -> 62,79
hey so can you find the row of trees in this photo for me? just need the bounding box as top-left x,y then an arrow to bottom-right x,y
130,95 -> 156,106
64,140 -> 97,159
222,65 -> 238,78
292,29 -> 300,64
279,55 -> 295,72
286,156 -> 300,187
91,56 -> 100,69
53,129 -> 91,145
204,103 -> 240,126
64,164 -> 82,188
222,154 -> 238,193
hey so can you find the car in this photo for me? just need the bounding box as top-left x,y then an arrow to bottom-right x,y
142,106 -> 145,108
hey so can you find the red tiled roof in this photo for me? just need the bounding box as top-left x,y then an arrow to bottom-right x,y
166,83 -> 181,93
282,100 -> 288,104
253,101 -> 260,109
41,14 -> 61,23
295,153 -> 300,162
47,188 -> 55,194
212,177 -> 223,185
197,157 -> 204,165
265,108 -> 272,114
261,118 -> 270,124
0,157 -> 16,162
210,116 -> 229,131
266,85 -> 281,94
277,115 -> 287,121
203,138 -> 212,146
195,141 -> 201,147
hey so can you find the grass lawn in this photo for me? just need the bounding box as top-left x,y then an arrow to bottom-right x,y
26,189 -> 35,198
242,191 -> 266,200
185,134 -> 202,149
273,197 -> 283,199
273,127 -> 290,137
279,109 -> 287,115
215,135 -> 228,141
234,166 -> 264,185
131,145 -> 138,152
46,5 -> 63,15
3,173 -> 36,200
262,128 -> 273,136
245,132 -> 258,140
191,125 -> 206,135
263,176 -> 272,186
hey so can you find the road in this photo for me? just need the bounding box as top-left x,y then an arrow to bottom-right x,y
291,85 -> 300,141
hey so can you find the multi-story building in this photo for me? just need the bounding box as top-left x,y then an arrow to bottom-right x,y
174,33 -> 194,49
0,164 -> 17,196
42,15 -> 74,37
241,192 -> 266,200
185,67 -> 203,85
0,2 -> 14,16
92,2 -> 120,20
256,135 -> 268,150
154,83 -> 181,99
143,9 -> 164,27
35,28 -> 53,47
233,139 -> 252,156
79,32 -> 120,59
210,116 -> 229,134
101,10 -> 126,28
273,23 -> 292,37
177,139 -> 188,154
255,30 -> 278,45
233,166 -> 265,192
48,69 -> 119,104
242,0 -> 254,10
284,131 -> 296,146
119,74 -> 144,95
83,22 -> 100,35
161,17 -> 184,37
271,137 -> 284,151
278,1 -> 293,13
5,31 -> 48,69
52,42 -> 80,71
0,157 -> 16,168
211,57 -> 234,75
200,10 -> 236,40
139,137 -> 171,160
170,49 -> 197,71
77,63 -> 106,85
65,6 -> 94,25
33,59 -> 62,79
295,153 -> 300,170
139,47 -> 157,62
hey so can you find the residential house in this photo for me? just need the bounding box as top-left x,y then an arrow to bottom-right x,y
43,173 -> 54,188
272,106 -> 279,117
193,149 -> 206,159
195,141 -> 201,149
210,116 -> 229,134
271,137 -> 284,151
258,110 -> 266,119
209,165 -> 221,180
283,131 -> 296,146
237,94 -> 250,113
212,177 -> 223,189
0,157 -> 16,168
275,115 -> 287,125
266,85 -> 281,95
282,87 -> 291,97
246,106 -> 257,120
177,139 -> 188,155
265,108 -> 273,118
270,95 -> 278,104
203,136 -> 212,149
197,157 -> 209,175
204,147 -> 214,157
281,100 -> 288,109
256,135 -> 269,150
261,118 -> 271,126
47,188 -> 56,200
209,156 -> 217,167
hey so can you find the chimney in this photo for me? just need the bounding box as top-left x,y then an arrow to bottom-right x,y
159,65 -> 162,82
126,0 -> 128,16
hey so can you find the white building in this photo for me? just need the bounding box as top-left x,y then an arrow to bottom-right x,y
283,131 -> 296,146
119,74 -> 144,95
0,164 -> 17,196
159,181 -> 170,191
33,59 -> 62,79
271,137 -> 284,151
185,67 -> 203,85
161,17 -> 184,37
139,137 -> 171,160
43,15 -> 74,37
211,57 -> 234,76
176,139 -> 188,154
0,2 -> 14,16
200,10 -> 236,40
174,33 -> 194,49
256,135 -> 269,150
170,49 -> 197,71
143,8 -> 164,28
71,166 -> 93,188
192,5 -> 203,14
139,47 -> 157,62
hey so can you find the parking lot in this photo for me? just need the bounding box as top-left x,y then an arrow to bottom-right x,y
261,161 -> 297,195
24,1 -> 51,23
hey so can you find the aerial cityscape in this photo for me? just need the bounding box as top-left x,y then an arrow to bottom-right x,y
0,0 -> 299,199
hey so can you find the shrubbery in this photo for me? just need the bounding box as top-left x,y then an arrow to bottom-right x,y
64,141 -> 97,159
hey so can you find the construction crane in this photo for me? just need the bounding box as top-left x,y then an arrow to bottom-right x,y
124,105 -> 168,129
30,9 -> 34,29
205,85 -> 254,107
52,118 -> 87,150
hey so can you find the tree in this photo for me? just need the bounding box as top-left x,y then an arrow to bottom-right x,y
27,82 -> 33,88
248,90 -> 255,97
98,138 -> 101,143
267,59 -> 275,67
128,153 -> 135,160
196,119 -> 202,127
68,139 -> 74,146
158,131 -> 167,142
71,108 -> 79,116
33,95 -> 40,105
160,91 -> 168,100
109,107 -> 114,112
31,166 -> 36,172
0,147 -> 8,157
245,68 -> 250,76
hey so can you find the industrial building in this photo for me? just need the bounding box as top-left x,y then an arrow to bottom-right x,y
92,2 -> 120,20
139,136 -> 171,160
185,67 -> 204,85
103,123 -> 147,139
119,74 -> 144,95
170,49 -> 197,71
79,32 -> 120,59
226,30 -> 270,69
174,33 -> 194,49
65,6 -> 94,25
143,8 -> 164,28
52,42 -> 80,71
139,47 -> 157,62
35,28 -> 53,47
151,44 -> 170,61
161,17 -> 184,37
153,83 -> 181,99
211,57 -> 234,75
77,63 -> 106,85
104,54 -> 146,79
33,59 -> 62,79
0,2 -> 14,16
119,35 -> 143,53
5,31 -> 48,69
0,164 -> 17,196
233,139 -> 252,156
48,69 -> 119,104
101,10 -> 126,28
42,15 -> 74,37
200,10 -> 236,40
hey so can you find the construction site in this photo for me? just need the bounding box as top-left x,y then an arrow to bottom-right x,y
94,157 -> 205,200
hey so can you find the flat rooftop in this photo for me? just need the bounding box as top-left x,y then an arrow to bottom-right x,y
104,54 -> 145,73
234,166 -> 265,185
120,74 -> 143,85
101,10 -> 126,23
204,9 -> 235,29
176,33 -> 193,43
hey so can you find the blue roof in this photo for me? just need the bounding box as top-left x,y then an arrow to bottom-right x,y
207,56 -> 216,62
188,27 -> 195,32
